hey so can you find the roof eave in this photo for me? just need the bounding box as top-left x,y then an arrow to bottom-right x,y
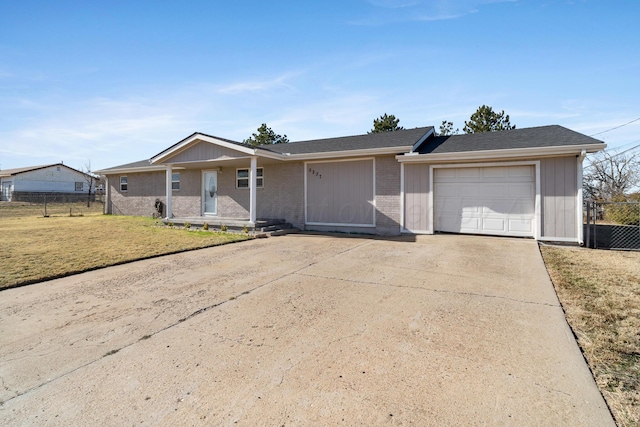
95,165 -> 168,175
282,146 -> 414,161
396,143 -> 607,163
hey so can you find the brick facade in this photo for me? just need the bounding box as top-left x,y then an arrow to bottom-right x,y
107,171 -> 165,216
105,156 -> 400,235
216,163 -> 305,229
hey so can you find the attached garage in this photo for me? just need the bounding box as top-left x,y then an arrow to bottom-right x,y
433,164 -> 537,237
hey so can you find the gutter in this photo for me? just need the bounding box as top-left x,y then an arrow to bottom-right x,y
396,143 -> 607,163
95,165 -> 167,175
279,146 -> 413,161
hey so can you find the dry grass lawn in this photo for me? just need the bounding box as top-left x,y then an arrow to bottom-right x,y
0,203 -> 251,289
540,245 -> 640,427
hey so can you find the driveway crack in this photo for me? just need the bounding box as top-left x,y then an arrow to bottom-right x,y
294,272 -> 560,307
0,240 -> 375,406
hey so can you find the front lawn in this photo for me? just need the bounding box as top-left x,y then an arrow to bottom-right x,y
0,212 -> 251,289
540,245 -> 640,427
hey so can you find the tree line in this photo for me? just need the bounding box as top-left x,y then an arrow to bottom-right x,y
245,104 -> 515,146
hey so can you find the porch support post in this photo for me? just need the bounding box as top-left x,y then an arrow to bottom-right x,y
249,156 -> 257,224
165,165 -> 173,219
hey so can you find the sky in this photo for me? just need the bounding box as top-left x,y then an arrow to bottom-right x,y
1,0 -> 639,172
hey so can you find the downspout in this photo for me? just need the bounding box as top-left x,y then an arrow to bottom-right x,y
577,150 -> 587,246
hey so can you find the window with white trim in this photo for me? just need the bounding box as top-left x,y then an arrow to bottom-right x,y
75,182 -> 83,191
171,172 -> 180,190
120,176 -> 128,192
236,168 -> 263,189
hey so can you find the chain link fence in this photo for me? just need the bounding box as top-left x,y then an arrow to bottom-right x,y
584,201 -> 640,250
0,193 -> 105,218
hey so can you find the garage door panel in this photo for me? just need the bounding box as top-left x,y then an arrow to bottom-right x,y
482,217 -> 506,232
436,198 -> 482,214
507,183 -> 535,198
509,219 -> 534,233
482,167 -> 507,179
458,217 -> 480,231
479,183 -> 507,198
481,199 -> 533,215
508,165 -> 535,179
434,165 -> 535,237
435,183 -> 477,197
458,168 -> 481,178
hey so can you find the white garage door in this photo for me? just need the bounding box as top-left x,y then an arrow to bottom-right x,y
434,165 -> 535,237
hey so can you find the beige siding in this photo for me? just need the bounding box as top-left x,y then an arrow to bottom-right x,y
540,156 -> 578,239
168,141 -> 245,163
306,159 -> 374,225
375,156 -> 401,235
403,163 -> 430,232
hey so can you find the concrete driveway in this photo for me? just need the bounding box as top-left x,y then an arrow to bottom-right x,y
0,234 -> 613,426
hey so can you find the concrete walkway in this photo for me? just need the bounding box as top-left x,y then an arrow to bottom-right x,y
0,234 -> 614,426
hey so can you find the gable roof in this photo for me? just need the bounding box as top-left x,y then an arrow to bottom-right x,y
416,125 -> 603,154
0,163 -> 94,178
262,126 -> 434,155
98,159 -> 153,171
150,132 -> 255,164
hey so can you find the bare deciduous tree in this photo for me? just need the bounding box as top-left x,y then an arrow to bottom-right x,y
584,151 -> 640,201
82,161 -> 97,208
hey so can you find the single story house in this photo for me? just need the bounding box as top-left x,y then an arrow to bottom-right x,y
0,163 -> 97,202
96,125 -> 605,244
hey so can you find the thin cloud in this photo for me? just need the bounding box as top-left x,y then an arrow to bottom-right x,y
354,0 -> 518,25
216,72 -> 301,95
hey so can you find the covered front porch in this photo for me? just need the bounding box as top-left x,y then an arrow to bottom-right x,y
163,155 -> 261,225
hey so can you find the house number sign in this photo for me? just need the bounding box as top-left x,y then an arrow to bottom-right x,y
308,167 -> 322,179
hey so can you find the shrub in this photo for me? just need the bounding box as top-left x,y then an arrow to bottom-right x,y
605,203 -> 640,226
167,221 -> 174,227
242,225 -> 249,234
203,222 -> 209,231
184,222 -> 191,229
220,224 -> 228,232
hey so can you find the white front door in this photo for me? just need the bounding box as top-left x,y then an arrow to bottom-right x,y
203,172 -> 218,215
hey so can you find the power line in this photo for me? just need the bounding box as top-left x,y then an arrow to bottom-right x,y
584,141 -> 640,169
589,117 -> 640,137
605,139 -> 640,153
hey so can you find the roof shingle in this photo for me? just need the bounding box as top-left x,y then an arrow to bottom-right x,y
263,126 -> 434,154
417,125 -> 603,154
